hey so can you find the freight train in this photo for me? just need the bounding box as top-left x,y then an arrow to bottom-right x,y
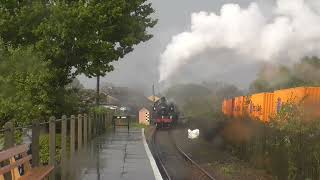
222,86 -> 320,122
153,97 -> 179,128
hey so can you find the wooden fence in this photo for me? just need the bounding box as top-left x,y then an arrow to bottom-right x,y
1,111 -> 113,180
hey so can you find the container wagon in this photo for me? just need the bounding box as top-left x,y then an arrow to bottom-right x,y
247,93 -> 274,122
222,99 -> 234,117
233,96 -> 247,118
223,86 -> 320,122
273,87 -> 320,117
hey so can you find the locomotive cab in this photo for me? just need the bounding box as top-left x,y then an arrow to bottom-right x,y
153,97 -> 178,129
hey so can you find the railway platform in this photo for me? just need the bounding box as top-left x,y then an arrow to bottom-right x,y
68,127 -> 162,180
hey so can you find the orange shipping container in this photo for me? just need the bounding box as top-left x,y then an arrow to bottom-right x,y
248,93 -> 274,122
233,96 -> 246,118
273,87 -> 320,116
222,99 -> 234,117
222,100 -> 227,115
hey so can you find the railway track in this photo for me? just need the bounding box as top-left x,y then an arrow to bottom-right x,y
151,129 -> 216,180
152,130 -> 172,180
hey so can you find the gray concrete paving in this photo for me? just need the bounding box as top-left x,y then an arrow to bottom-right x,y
69,128 -> 157,180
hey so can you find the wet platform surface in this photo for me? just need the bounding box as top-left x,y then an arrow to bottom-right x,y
69,128 -> 157,180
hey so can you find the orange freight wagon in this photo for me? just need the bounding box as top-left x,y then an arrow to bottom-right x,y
273,87 -> 320,117
222,100 -> 227,115
233,96 -> 246,118
222,100 -> 226,115
222,99 -> 234,117
248,93 -> 274,122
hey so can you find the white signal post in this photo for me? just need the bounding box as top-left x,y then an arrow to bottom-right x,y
146,112 -> 150,122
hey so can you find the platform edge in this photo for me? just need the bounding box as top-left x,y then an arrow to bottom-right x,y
142,128 -> 163,180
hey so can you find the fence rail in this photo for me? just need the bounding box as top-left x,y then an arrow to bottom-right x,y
1,111 -> 113,180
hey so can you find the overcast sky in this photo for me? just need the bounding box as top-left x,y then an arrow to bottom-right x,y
79,0 -> 275,94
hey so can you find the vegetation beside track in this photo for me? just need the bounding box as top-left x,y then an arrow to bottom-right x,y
171,127 -> 272,180
165,57 -> 320,180
172,101 -> 320,179
223,103 -> 320,180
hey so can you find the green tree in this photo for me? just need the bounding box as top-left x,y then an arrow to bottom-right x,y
0,0 -> 157,105
0,42 -> 53,126
0,1 -> 156,80
0,0 -> 157,119
249,56 -> 320,93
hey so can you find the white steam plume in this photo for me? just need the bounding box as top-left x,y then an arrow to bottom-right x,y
159,0 -> 320,82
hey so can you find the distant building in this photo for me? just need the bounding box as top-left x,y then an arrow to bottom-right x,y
147,95 -> 160,103
100,93 -> 120,105
139,108 -> 150,125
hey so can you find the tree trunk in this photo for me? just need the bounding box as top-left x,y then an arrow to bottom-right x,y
96,75 -> 100,106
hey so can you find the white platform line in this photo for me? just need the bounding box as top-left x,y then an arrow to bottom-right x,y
142,128 -> 163,180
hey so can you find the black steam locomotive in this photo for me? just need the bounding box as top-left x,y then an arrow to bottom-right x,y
153,97 -> 179,128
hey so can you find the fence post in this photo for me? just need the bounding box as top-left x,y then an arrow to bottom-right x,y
88,113 -> 92,141
93,113 -> 96,136
127,115 -> 130,131
97,113 -> 101,134
104,113 -> 107,131
61,115 -> 67,180
78,114 -> 82,150
4,121 -> 14,149
100,113 -> 103,133
106,111 -> 109,127
49,116 -> 56,180
106,111 -> 109,128
108,111 -> 111,123
98,114 -> 102,135
70,115 -> 75,159
96,113 -> 99,135
99,114 -> 103,134
31,119 -> 40,167
106,113 -> 109,130
83,114 -> 88,147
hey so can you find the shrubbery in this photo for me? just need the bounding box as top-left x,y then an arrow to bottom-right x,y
39,134 -> 60,164
224,103 -> 320,180
39,134 -> 70,165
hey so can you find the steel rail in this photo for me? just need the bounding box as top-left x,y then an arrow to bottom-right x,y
152,130 -> 172,180
169,131 -> 216,180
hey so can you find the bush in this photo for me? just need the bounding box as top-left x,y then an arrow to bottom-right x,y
224,103 -> 320,180
39,134 -> 68,164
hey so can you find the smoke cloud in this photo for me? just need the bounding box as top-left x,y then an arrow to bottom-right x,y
159,0 -> 320,82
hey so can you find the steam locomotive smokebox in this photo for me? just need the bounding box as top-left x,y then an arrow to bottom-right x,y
139,108 -> 150,125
